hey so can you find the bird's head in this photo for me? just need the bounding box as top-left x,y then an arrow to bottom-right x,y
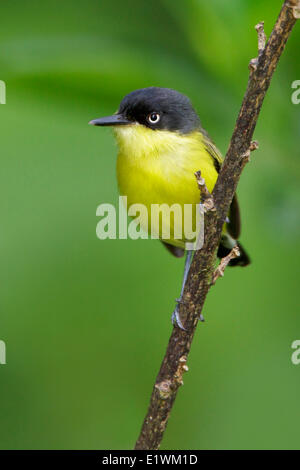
89,87 -> 201,152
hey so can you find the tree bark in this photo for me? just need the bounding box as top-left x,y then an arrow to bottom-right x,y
135,0 -> 299,451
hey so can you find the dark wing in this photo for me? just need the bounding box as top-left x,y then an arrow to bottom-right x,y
162,241 -> 185,258
227,193 -> 241,239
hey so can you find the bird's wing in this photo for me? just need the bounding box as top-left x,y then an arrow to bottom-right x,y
162,241 -> 185,258
227,193 -> 241,239
202,131 -> 223,172
162,132 -> 241,258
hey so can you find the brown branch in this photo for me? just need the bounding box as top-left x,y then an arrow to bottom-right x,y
211,245 -> 240,286
194,170 -> 215,211
256,21 -> 267,55
135,1 -> 298,450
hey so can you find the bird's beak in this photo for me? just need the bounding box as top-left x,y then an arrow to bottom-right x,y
89,114 -> 132,127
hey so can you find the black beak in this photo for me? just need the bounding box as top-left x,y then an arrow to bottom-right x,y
89,114 -> 132,126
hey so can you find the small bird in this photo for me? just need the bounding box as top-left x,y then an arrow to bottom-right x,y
90,87 -> 250,328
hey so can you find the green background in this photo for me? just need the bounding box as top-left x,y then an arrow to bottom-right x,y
0,0 -> 299,450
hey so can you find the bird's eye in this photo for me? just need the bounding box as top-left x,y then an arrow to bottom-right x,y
147,112 -> 160,124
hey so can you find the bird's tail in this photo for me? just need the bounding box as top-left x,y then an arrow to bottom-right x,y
217,234 -> 250,267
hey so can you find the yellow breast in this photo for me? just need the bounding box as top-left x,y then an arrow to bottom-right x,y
114,124 -> 219,247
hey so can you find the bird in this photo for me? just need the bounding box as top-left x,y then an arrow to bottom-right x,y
89,87 -> 250,329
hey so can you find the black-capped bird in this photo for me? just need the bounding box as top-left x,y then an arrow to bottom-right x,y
90,87 -> 250,328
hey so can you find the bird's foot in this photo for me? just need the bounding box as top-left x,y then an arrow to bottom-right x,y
171,298 -> 204,329
175,297 -> 187,305
171,303 -> 186,331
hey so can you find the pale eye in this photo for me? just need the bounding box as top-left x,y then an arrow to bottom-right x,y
147,112 -> 160,124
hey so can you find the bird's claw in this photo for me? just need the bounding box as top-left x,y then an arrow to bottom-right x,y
171,305 -> 186,330
171,297 -> 204,329
175,297 -> 187,306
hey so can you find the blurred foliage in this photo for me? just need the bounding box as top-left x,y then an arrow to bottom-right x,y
0,0 -> 299,450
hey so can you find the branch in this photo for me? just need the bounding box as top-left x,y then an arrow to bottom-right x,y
135,1 -> 298,450
194,170 -> 215,212
211,245 -> 240,286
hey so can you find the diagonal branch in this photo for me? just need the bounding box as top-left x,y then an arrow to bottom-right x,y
135,0 -> 298,450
